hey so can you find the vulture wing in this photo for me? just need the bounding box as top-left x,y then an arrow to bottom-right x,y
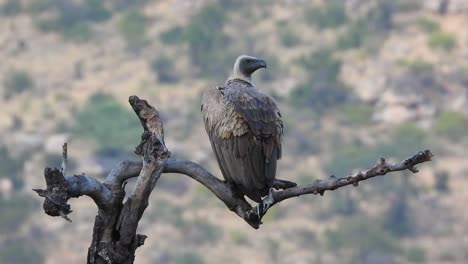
201,79 -> 282,202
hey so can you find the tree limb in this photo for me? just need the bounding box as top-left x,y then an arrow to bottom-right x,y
34,95 -> 434,264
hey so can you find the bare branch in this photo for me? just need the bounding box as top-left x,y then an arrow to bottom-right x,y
252,150 -> 434,218
61,142 -> 67,176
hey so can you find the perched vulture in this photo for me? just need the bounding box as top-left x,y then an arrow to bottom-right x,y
201,55 -> 286,202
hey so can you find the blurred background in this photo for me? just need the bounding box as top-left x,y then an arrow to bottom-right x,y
0,0 -> 467,263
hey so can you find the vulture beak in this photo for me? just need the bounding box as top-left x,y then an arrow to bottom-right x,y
256,59 -> 267,69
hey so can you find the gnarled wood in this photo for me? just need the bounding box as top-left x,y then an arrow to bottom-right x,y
34,96 -> 434,263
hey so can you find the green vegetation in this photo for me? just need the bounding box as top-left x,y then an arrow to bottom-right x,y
34,0 -> 111,42
304,2 -> 347,29
398,58 -> 434,76
384,191 -> 414,236
428,31 -> 456,51
330,191 -> 357,216
3,70 -> 34,99
406,247 -> 427,263
173,252 -> 204,264
290,48 -> 351,111
337,3 -> 393,51
0,242 -> 43,264
435,171 -> 450,193
184,218 -> 222,244
2,0 -> 21,16
336,18 -> 367,50
0,147 -> 25,189
0,194 -> 38,234
279,28 -> 300,48
118,10 -> 148,50
417,17 -> 440,33
325,217 -> 401,255
73,93 -> 141,152
433,111 -> 468,141
160,26 -> 185,45
185,3 -> 230,77
338,103 -> 373,125
150,56 -> 179,83
230,230 -> 249,245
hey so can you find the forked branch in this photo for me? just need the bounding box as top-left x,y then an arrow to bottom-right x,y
33,95 -> 433,264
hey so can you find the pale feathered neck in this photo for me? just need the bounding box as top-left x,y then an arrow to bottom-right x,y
226,72 -> 252,84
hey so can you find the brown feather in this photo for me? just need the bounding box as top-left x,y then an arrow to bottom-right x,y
201,79 -> 282,202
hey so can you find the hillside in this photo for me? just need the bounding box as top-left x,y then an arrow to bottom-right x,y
1,0 -> 468,263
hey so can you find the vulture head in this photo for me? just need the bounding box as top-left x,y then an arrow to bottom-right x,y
231,55 -> 267,83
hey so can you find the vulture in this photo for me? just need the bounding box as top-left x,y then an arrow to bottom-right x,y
201,55 -> 294,203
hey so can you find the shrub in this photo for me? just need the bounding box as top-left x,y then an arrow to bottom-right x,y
339,103 -> 373,125
73,93 -> 141,152
3,70 -> 34,99
398,58 -> 433,76
0,194 -> 38,234
406,247 -> 427,263
160,26 -> 185,45
384,193 -> 414,236
184,219 -> 222,244
434,170 -> 450,193
150,56 -> 179,83
0,242 -> 43,264
428,31 -> 456,51
185,3 -> 231,77
336,3 -> 393,50
118,10 -> 148,50
330,191 -> 357,216
61,22 -> 93,42
0,147 -> 24,189
433,111 -> 468,141
279,29 -> 300,47
325,217 -> 400,254
2,0 -> 21,16
229,230 -> 249,245
416,17 -> 440,33
34,0 -> 111,42
304,2 -> 347,29
336,18 -> 367,50
173,252 -> 204,264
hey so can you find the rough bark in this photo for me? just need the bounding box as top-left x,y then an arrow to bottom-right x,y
33,96 -> 433,263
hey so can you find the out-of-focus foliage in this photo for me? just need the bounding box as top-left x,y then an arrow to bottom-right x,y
428,30 -> 456,51
290,48 -> 352,111
0,194 -> 38,234
185,3 -> 231,78
34,0 -> 111,42
118,10 -> 148,50
0,147 -> 25,189
1,0 -> 21,16
304,1 -> 347,29
73,93 -> 141,152
160,26 -> 185,45
416,17 -> 440,33
0,241 -> 44,264
406,246 -> 427,263
173,252 -> 204,264
325,217 -> 401,257
3,70 -> 34,100
278,28 -> 300,48
150,56 -> 180,83
433,111 -> 468,141
338,103 -> 374,125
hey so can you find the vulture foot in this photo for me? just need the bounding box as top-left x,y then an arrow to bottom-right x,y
272,179 -> 297,190
257,188 -> 275,218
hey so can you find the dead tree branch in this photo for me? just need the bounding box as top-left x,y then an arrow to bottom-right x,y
33,96 -> 433,263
